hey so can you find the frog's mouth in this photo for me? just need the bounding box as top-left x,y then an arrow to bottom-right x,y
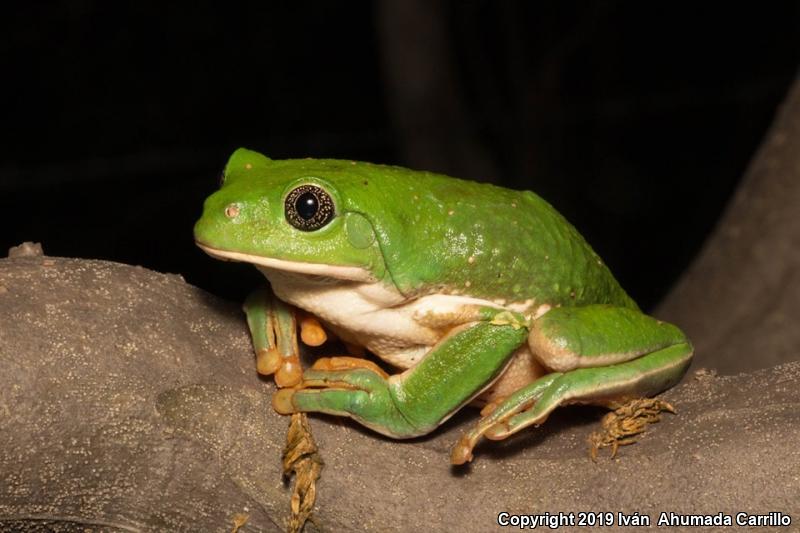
196,242 -> 377,282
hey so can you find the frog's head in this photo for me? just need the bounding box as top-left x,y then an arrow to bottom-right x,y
194,148 -> 389,284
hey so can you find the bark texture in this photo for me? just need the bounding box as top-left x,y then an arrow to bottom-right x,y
1,257 -> 798,532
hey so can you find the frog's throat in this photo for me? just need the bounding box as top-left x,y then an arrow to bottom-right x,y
196,242 -> 377,282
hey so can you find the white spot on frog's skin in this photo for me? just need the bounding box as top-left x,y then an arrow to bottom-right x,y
245,163 -> 253,169
504,299 -> 535,313
468,256 -> 475,264
465,281 -> 471,288
532,303 -> 551,318
511,202 -> 517,208
545,255 -> 550,261
448,210 -> 455,216
224,204 -> 240,218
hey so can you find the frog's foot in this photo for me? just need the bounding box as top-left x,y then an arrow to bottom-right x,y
298,311 -> 328,347
273,367 -> 422,437
451,373 -> 559,464
310,356 -> 389,378
588,398 -> 675,461
478,395 -> 508,417
254,348 -> 302,387
244,288 -> 304,387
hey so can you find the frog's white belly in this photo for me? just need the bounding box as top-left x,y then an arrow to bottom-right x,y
261,268 -> 510,368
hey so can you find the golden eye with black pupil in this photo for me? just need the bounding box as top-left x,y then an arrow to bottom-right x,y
284,184 -> 335,231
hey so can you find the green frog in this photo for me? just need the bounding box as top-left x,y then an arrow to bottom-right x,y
194,148 -> 692,464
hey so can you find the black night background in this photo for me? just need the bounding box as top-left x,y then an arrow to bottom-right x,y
2,2 -> 798,309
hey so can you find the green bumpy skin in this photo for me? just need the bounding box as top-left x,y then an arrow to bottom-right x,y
195,148 -> 693,463
195,149 -> 636,307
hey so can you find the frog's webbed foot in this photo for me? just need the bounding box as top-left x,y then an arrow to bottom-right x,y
297,311 -> 328,347
588,398 -> 675,461
272,367 -> 423,437
244,288 -> 304,387
451,373 -> 560,464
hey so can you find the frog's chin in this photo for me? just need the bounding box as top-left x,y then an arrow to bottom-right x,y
195,242 -> 377,283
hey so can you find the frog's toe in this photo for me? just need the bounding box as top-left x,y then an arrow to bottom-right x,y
273,388 -> 299,414
310,356 -> 389,378
276,360 -> 303,388
300,367 -> 386,389
273,381 -> 373,417
483,421 -> 512,441
254,346 -> 303,387
256,348 -> 282,375
272,368 -> 425,437
272,368 -> 383,417
449,373 -> 560,464
450,435 -> 476,465
449,404 -> 536,464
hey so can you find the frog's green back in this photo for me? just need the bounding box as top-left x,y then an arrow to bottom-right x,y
262,155 -> 637,311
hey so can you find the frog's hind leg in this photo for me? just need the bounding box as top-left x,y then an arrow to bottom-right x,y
488,342 -> 690,436
451,305 -> 693,464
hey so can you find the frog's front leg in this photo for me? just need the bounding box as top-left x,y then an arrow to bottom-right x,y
243,287 -> 304,387
273,319 -> 529,438
451,305 -> 693,464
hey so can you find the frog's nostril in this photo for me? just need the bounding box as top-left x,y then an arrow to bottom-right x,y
224,204 -> 240,219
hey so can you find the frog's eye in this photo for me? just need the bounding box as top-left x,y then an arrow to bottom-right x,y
284,184 -> 335,231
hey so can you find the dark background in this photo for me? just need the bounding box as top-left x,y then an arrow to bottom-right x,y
2,1 -> 798,309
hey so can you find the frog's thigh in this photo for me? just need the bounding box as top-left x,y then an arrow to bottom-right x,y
477,345 -> 548,404
488,305 -> 693,439
275,320 -> 528,438
451,305 -> 693,463
529,304 -> 690,372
